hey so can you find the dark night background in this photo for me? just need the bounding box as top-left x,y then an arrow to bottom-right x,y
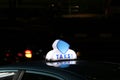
0,0 -> 120,64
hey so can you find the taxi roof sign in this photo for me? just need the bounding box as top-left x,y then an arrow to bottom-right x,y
45,39 -> 77,61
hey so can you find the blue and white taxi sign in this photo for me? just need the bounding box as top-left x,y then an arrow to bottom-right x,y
45,39 -> 77,61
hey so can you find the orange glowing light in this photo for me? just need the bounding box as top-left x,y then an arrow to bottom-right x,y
25,53 -> 32,58
25,50 -> 32,58
25,50 -> 32,54
77,52 -> 80,56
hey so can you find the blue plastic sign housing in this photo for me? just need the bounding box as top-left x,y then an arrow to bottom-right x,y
57,40 -> 70,54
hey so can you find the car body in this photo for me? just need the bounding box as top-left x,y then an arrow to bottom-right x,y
0,60 -> 120,80
0,60 -> 85,80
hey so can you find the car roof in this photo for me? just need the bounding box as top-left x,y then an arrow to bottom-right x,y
0,60 -> 86,80
0,60 -> 120,80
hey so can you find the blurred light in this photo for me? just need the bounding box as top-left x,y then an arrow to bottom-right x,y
39,49 -> 43,52
25,53 -> 32,58
77,51 -> 80,56
0,72 -> 15,78
25,50 -> 32,54
75,5 -> 79,8
25,50 -> 32,58
17,53 -> 23,57
5,53 -> 10,57
51,4 -> 55,7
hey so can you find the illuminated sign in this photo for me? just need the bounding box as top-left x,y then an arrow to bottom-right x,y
46,61 -> 77,68
45,39 -> 77,61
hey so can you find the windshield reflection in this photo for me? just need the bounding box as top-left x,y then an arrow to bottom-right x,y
46,60 -> 77,68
